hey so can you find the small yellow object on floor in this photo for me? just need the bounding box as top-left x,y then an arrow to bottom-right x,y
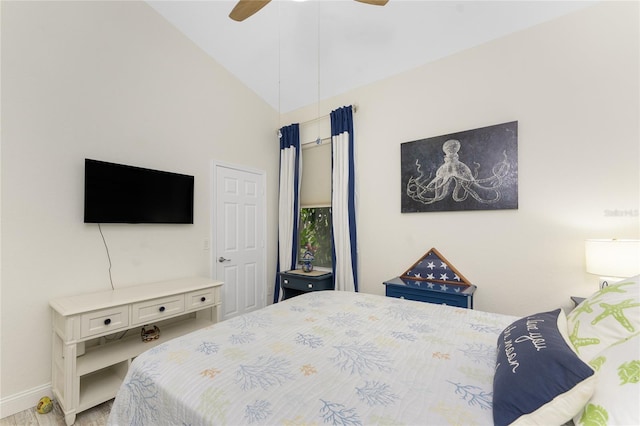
36,396 -> 53,414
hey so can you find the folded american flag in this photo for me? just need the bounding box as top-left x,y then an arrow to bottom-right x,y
400,248 -> 471,286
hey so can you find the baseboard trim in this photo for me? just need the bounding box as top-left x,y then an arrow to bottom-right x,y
0,383 -> 51,419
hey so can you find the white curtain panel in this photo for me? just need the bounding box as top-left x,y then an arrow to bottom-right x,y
274,124 -> 301,302
278,146 -> 300,274
332,129 -> 356,292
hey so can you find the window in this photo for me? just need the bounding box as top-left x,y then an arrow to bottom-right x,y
298,206 -> 332,268
298,133 -> 332,269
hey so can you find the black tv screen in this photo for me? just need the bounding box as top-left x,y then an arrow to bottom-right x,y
84,159 -> 194,224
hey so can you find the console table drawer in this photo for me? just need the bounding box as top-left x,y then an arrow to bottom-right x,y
185,288 -> 217,311
131,294 -> 185,325
80,306 -> 129,338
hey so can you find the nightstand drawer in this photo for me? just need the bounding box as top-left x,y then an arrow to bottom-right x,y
131,294 -> 185,325
80,305 -> 129,338
282,276 -> 332,291
282,274 -> 333,291
185,288 -> 218,311
280,270 -> 334,300
386,285 -> 469,308
383,276 -> 476,309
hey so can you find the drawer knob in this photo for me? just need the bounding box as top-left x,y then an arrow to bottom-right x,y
159,306 -> 166,312
200,297 -> 206,302
104,318 -> 111,325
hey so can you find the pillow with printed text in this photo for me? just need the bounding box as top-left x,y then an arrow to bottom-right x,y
493,309 -> 596,426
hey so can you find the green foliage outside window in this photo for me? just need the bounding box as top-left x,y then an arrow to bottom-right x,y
299,207 -> 332,268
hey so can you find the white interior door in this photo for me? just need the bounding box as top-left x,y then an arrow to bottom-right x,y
213,162 -> 266,320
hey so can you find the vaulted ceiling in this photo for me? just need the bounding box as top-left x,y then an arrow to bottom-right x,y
147,0 -> 596,113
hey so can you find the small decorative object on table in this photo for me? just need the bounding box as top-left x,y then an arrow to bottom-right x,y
141,325 -> 160,342
301,249 -> 315,273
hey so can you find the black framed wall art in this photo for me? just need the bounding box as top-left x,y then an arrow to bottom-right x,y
401,121 -> 518,213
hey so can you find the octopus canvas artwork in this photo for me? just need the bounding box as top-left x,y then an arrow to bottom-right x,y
401,121 -> 518,213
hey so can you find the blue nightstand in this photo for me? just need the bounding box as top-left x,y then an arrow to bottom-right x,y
280,270 -> 333,300
383,276 -> 476,309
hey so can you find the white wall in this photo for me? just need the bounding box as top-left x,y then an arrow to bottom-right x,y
1,0 -> 279,413
283,1 -> 639,315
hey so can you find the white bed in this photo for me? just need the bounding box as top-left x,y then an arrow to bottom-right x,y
108,277 -> 640,425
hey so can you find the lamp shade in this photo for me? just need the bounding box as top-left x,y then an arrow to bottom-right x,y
585,239 -> 640,277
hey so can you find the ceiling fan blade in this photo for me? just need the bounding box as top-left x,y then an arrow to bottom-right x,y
229,0 -> 272,22
354,0 -> 389,6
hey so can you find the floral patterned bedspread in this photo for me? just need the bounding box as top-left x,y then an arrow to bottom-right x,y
108,290 -> 517,425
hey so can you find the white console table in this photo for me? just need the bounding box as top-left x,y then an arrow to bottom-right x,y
49,277 -> 223,425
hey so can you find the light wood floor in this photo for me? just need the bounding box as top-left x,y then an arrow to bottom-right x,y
0,400 -> 112,426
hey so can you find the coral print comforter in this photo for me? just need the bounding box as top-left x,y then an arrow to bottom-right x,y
108,290 -> 517,425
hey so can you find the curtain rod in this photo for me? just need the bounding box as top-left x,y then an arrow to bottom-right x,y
276,105 -> 358,139
298,104 -> 358,127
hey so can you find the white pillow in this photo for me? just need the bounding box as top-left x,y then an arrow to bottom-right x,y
566,275 -> 640,361
573,332 -> 640,426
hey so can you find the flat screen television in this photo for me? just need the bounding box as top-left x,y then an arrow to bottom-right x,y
84,159 -> 194,224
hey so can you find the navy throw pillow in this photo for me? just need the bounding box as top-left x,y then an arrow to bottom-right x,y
493,309 -> 596,426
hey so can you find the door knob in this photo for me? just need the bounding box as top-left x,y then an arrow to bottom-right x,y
218,257 -> 231,263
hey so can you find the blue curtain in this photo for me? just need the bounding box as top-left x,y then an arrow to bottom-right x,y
330,106 -> 358,292
273,123 -> 301,302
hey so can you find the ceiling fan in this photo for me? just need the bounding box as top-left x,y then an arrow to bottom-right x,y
229,0 -> 389,22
